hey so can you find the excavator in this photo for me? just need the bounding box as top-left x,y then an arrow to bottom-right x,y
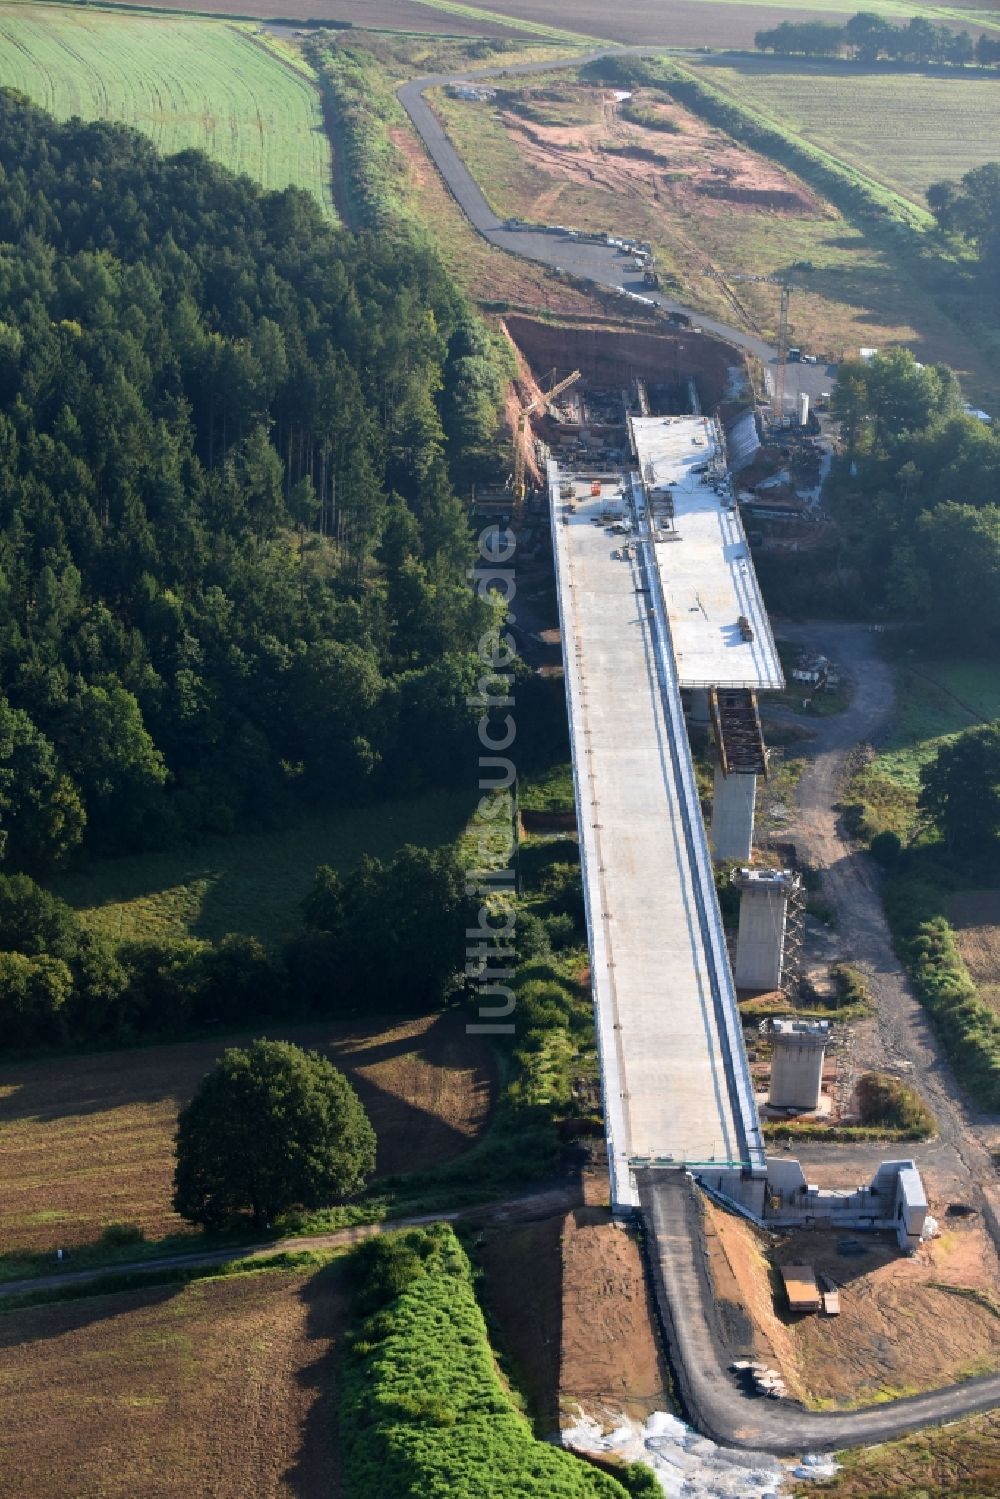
512,368 -> 582,510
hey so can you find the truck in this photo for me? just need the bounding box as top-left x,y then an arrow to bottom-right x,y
787,347 -> 801,363
643,268 -> 661,289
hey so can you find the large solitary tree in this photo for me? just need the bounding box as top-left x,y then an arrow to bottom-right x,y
173,1039 -> 376,1228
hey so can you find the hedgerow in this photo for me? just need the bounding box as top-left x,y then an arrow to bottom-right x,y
884,875 -> 1000,1109
340,1224 -> 647,1497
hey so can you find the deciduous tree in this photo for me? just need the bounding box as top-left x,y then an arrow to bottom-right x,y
173,1039 -> 376,1228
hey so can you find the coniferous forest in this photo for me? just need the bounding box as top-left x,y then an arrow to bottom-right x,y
0,89 -> 511,877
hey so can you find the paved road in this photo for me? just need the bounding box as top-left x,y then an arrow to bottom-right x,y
397,52 -> 835,414
642,1170 -> 1000,1454
773,621 -> 1000,1194
0,1184 -> 583,1302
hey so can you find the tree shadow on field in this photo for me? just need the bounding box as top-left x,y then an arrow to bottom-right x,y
0,1279 -> 185,1352
284,1262 -> 351,1498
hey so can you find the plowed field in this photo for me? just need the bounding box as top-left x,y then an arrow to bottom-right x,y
0,1265 -> 347,1499
0,1012 -> 496,1259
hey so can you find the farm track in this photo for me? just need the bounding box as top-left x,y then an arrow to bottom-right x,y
776,622 -> 1000,1186
0,1182 -> 587,1301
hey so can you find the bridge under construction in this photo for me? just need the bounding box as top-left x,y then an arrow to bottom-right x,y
549,414 -> 928,1248
549,414 -> 778,1210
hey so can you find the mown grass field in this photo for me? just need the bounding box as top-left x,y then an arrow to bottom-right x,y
849,657 -> 1000,838
0,1011 -> 496,1262
51,788 -> 473,946
0,7 -> 335,211
0,1263 -> 347,1499
693,59 -> 1000,206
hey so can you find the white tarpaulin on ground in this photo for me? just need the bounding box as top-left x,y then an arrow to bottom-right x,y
562,1409 -> 786,1497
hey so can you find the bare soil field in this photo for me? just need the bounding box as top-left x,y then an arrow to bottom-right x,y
703,1188 -> 1000,1409
437,81 -> 822,228
0,1265 -> 346,1499
476,1162 -> 670,1434
948,890 -> 1000,1018
559,1207 -> 671,1421
126,0 -> 532,35
0,1012 -> 496,1257
434,75 -> 997,391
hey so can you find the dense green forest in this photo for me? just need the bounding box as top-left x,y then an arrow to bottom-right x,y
757,349 -> 1000,636
828,350 -> 1000,640
0,89 -> 512,877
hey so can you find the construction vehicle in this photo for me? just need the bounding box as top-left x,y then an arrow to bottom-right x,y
512,368 -> 582,509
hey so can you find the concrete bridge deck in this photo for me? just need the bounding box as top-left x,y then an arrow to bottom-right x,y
549,459 -> 764,1209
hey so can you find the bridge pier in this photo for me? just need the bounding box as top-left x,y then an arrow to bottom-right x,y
710,767 -> 756,862
732,868 -> 799,990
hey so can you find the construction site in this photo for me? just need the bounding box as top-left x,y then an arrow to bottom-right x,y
489,313 -> 1000,1459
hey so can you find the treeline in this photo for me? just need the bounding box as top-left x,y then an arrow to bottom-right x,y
0,845 -> 475,1050
755,14 -> 997,67
0,90 -> 514,875
928,162 -> 1000,292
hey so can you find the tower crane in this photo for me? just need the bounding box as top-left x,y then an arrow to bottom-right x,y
512,368 -> 582,509
730,274 -> 791,425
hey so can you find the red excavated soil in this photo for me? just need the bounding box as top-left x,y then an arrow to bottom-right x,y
702,1194 -> 1000,1410
559,1207 -> 671,1422
0,1011 -> 496,1255
477,1203 -> 671,1432
0,1265 -> 347,1498
495,85 -> 822,223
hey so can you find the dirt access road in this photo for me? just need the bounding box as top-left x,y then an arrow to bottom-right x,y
397,50 -> 834,417
775,621 -> 1000,1191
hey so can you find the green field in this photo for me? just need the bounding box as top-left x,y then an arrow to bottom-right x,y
849,657 -> 1000,839
0,7 -> 335,211
51,789 -> 475,946
694,58 -> 1000,206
